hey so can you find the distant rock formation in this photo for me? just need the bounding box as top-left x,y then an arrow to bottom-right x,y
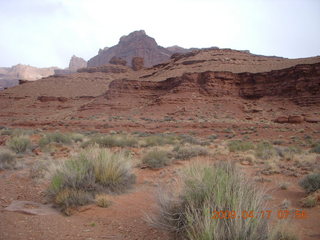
88,30 -> 176,68
166,45 -> 198,54
0,64 -> 57,90
54,55 -> 87,75
69,55 -> 87,72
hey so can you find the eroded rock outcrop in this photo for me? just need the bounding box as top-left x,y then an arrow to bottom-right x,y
88,30 -> 172,68
106,62 -> 320,107
77,64 -> 129,74
109,56 -> 127,66
131,57 -> 144,71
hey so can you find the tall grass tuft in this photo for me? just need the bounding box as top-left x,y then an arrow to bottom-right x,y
48,148 -> 135,214
150,161 -> 269,240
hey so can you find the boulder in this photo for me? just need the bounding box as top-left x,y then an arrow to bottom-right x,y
274,116 -> 289,123
288,115 -> 304,124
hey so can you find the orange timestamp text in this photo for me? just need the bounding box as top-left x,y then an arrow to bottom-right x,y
212,209 -> 308,220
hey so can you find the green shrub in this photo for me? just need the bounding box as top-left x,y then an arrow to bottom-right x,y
48,148 -> 135,214
142,134 -> 178,147
142,149 -> 170,168
151,161 -> 269,239
255,142 -> 276,160
228,140 -> 255,152
173,145 -> 209,160
0,150 -> 16,170
311,142 -> 320,153
39,132 -> 72,147
299,173 -> 320,193
7,136 -> 31,153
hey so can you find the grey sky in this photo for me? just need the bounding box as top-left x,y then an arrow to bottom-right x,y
0,0 -> 319,68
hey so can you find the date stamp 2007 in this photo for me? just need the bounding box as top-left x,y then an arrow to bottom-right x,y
212,209 -> 308,220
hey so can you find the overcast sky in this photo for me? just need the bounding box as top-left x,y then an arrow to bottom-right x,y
0,0 -> 319,68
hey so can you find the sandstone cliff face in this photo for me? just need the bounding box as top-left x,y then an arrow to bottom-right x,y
105,62 -> 320,107
238,63 -> 320,106
87,30 -> 172,68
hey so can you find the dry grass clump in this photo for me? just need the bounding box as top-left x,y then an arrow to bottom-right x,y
81,134 -> 138,148
48,148 -> 135,214
7,136 -> 31,153
150,161 -> 271,240
228,140 -> 255,152
173,145 -> 209,160
299,193 -> 318,208
95,194 -> 112,208
269,221 -> 299,240
142,149 -> 171,168
141,134 -> 178,147
0,149 -> 17,170
255,142 -> 277,160
39,132 -> 72,148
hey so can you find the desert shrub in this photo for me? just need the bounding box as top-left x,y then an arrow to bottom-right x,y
142,149 -> 171,168
69,133 -> 84,143
180,134 -> 209,146
300,194 -> 318,208
173,145 -> 209,160
82,135 -> 138,148
39,132 -> 72,147
142,134 -> 178,147
311,142 -> 320,153
95,194 -> 112,208
269,221 -> 299,240
48,148 -> 135,214
7,136 -> 31,153
29,160 -> 48,179
255,142 -> 276,160
0,128 -> 14,136
54,188 -> 92,215
299,173 -> 320,193
275,146 -> 301,160
151,161 -> 269,239
0,150 -> 16,170
228,140 -> 255,152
